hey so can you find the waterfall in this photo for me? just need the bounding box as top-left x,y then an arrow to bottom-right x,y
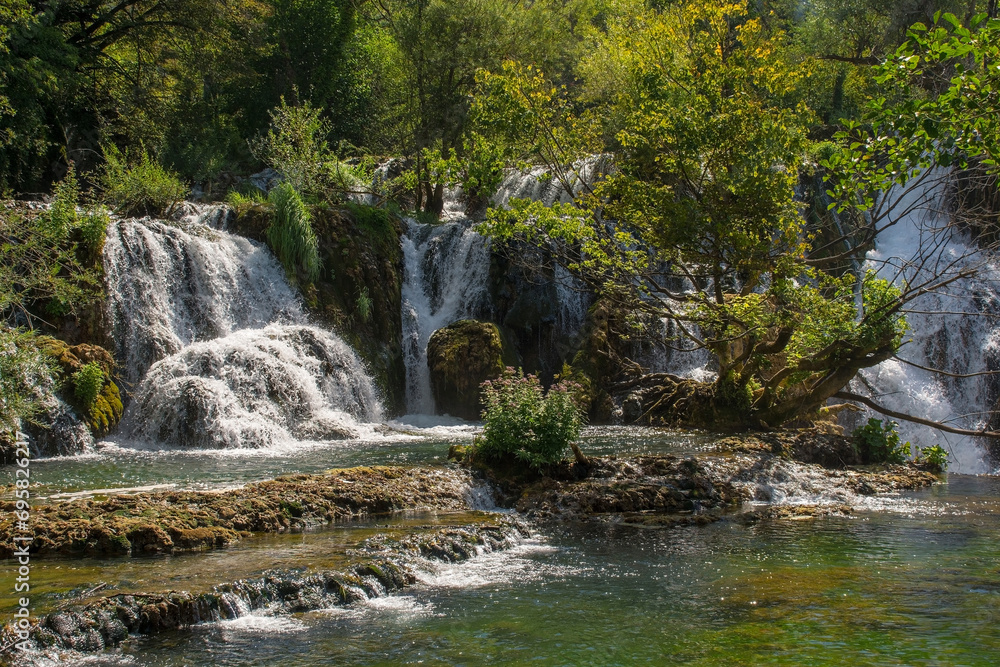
492,154 -> 613,209
400,218 -> 491,414
103,211 -> 384,450
120,325 -> 383,449
104,215 -> 304,389
853,170 -> 1000,473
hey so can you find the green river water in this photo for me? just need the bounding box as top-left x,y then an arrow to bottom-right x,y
5,426 -> 1000,666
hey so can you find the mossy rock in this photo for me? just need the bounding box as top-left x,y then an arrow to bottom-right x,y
37,338 -> 123,437
88,381 -> 124,437
427,320 -> 507,420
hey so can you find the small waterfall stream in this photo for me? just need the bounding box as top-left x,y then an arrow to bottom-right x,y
400,218 -> 491,415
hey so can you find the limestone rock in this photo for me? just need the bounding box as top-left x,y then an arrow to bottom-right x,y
427,320 -> 506,419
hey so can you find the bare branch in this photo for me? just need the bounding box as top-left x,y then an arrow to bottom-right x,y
834,391 -> 1000,439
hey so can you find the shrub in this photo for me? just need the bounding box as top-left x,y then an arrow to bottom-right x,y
72,361 -> 104,412
356,286 -> 372,323
267,182 -> 320,282
474,367 -> 585,470
42,166 -> 110,259
253,98 -> 331,197
915,444 -> 949,472
1,170 -> 106,323
853,418 -> 910,464
100,144 -> 187,216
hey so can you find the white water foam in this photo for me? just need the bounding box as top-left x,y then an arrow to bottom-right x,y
856,171 -> 1000,473
119,325 -> 383,449
104,216 -> 304,389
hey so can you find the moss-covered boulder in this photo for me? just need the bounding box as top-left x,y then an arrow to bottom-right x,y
427,320 -> 508,419
39,338 -> 123,437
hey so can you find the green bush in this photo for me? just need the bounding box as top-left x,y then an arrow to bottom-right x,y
253,98 -> 331,197
267,182 -> 320,282
100,144 -> 187,216
41,166 -> 110,256
474,367 -> 585,470
853,418 -> 910,465
356,286 -> 372,323
1,169 -> 106,324
915,444 -> 949,472
72,361 -> 104,412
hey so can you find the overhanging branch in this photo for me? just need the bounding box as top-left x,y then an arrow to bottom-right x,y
834,391 -> 1000,439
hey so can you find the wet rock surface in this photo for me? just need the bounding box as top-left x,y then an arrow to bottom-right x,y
508,431 -> 938,524
0,466 -> 485,558
2,519 -> 529,657
427,319 -> 507,420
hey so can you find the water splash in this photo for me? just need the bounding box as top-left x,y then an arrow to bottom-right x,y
119,325 -> 383,449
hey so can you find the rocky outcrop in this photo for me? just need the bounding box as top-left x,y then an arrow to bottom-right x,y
0,466 -> 489,559
427,320 -> 508,420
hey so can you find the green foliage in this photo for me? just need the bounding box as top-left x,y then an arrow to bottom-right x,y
356,287 -> 373,323
254,98 -> 333,197
915,444 -> 949,472
225,186 -> 266,207
100,145 -> 187,217
1,170 -> 106,325
72,362 -> 105,412
824,11 -> 1000,209
853,418 -> 910,464
473,1 -> 914,427
0,327 -> 57,440
267,182 -> 320,282
254,98 -> 373,200
474,367 -> 585,470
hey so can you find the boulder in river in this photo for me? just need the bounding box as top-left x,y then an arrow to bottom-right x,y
427,320 -> 508,419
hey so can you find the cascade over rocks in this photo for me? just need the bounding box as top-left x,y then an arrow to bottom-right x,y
119,325 -> 382,449
427,320 -> 509,420
4,519 -> 529,655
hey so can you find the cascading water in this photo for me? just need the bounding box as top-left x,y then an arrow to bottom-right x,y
853,171 -> 1000,474
104,214 -> 304,389
120,325 -> 383,449
103,209 -> 384,450
400,218 -> 491,414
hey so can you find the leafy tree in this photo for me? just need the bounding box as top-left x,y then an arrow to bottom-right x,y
475,1 -> 912,429
368,0 -> 599,213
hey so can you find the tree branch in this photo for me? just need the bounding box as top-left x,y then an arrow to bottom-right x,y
834,391 -> 1000,439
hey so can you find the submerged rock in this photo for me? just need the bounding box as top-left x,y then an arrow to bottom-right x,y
427,319 -> 508,419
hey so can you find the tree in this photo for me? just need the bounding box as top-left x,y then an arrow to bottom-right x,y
366,0 -> 598,213
474,1 -> 916,429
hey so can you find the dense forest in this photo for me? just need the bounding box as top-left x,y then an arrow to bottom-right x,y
1,0 -> 994,195
4,0 -> 1000,445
